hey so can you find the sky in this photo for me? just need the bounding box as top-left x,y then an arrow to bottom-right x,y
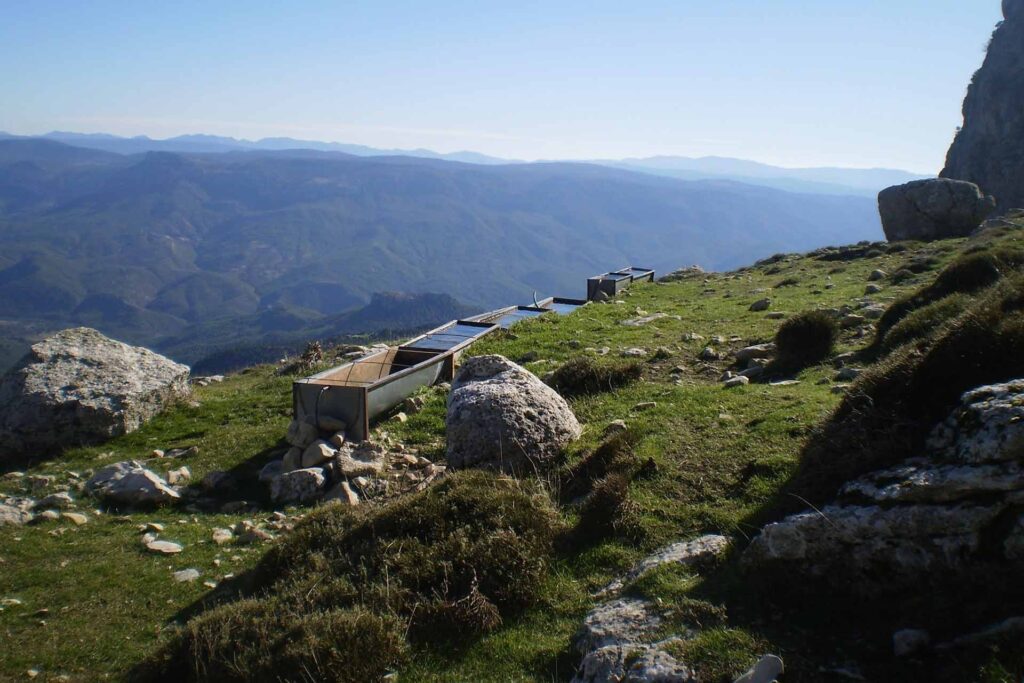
0,0 -> 1004,173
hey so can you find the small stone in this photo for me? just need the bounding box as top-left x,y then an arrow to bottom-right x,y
31,510 -> 60,523
841,314 -> 866,328
34,492 -> 74,510
145,522 -> 165,532
151,449 -> 165,458
724,376 -> 750,388
329,432 -> 346,448
392,412 -> 408,424
698,346 -> 720,361
835,367 -> 862,382
620,348 -> 648,358
301,440 -> 336,468
166,466 -> 191,485
669,365 -> 686,374
146,540 -> 183,555
173,568 -> 200,583
831,384 -> 851,394
1,598 -> 24,607
868,269 -> 887,281
631,402 -> 657,412
61,512 -> 87,526
603,420 -> 628,437
285,419 -> 321,449
733,654 -> 785,683
865,284 -> 883,294
749,298 -> 771,312
324,481 -> 360,506
282,447 -> 302,472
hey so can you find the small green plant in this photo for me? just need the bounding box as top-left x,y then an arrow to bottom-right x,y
773,310 -> 838,368
546,356 -> 643,397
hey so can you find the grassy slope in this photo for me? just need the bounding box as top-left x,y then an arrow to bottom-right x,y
0,232 -> 1001,682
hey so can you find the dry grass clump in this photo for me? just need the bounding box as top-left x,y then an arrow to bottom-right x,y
773,310 -> 838,368
789,275 -> 1024,507
546,356 -> 643,398
135,471 -> 561,681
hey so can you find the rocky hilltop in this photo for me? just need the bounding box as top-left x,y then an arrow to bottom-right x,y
941,0 -> 1024,210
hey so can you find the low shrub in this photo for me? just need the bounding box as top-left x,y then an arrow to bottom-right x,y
546,356 -> 643,398
558,431 -> 640,501
789,275 -> 1024,507
572,472 -> 643,544
774,277 -> 800,288
773,310 -> 838,368
135,472 -> 561,680
879,293 -> 971,352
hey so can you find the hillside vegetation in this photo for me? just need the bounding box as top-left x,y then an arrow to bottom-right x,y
0,139 -> 883,370
2,223 -> 1022,682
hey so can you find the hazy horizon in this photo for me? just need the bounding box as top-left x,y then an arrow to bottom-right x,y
1,1 -> 1004,174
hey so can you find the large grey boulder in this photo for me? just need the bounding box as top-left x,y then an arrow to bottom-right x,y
446,355 -> 581,472
0,328 -> 190,456
878,178 -> 996,242
85,460 -> 181,506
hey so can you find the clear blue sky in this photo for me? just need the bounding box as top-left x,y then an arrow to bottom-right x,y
0,0 -> 1004,172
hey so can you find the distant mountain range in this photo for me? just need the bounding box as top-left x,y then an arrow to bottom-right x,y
0,135 -> 886,371
0,131 -> 929,197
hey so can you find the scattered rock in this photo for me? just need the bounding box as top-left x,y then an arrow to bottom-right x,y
270,468 -> 326,504
31,510 -> 60,523
324,480 -> 360,506
865,284 -> 883,295
835,367 -> 862,382
61,512 -> 87,526
145,540 -> 183,555
631,402 -> 657,412
735,343 -> 775,363
402,396 -> 426,415
698,347 -> 721,362
621,348 -> 648,358
622,313 -> 669,327
868,269 -> 887,281
0,328 -> 190,456
285,419 -> 321,449
212,528 -> 233,545
34,492 -> 73,510
301,440 -> 336,468
85,461 -> 181,506
749,298 -> 771,312
326,442 -> 386,478
840,314 -> 866,329
733,655 -> 785,683
391,412 -> 408,424
166,466 -> 191,486
172,568 -> 200,583
446,356 -> 581,473
599,534 -> 730,597
724,376 -> 750,388
603,420 -> 628,437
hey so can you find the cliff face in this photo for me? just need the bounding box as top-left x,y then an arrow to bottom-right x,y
941,0 -> 1024,210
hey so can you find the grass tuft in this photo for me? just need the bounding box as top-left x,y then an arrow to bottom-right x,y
546,356 -> 643,398
773,310 -> 838,368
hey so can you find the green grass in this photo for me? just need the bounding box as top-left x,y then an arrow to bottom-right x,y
3,226 -> 1024,681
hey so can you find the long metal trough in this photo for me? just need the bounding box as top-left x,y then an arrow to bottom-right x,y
293,267 -> 641,441
293,320 -> 496,442
586,266 -> 655,301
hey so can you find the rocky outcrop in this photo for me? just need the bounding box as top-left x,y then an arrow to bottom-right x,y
0,328 -> 190,456
446,355 -> 581,472
744,379 -> 1024,591
942,1 -> 1024,211
85,460 -> 181,506
877,179 -> 995,242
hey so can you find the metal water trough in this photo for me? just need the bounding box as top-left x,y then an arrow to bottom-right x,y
293,319 -> 496,442
587,266 -> 655,301
537,296 -> 588,315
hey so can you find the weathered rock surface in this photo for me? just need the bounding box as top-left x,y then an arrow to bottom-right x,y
941,2 -> 1024,212
447,355 -> 581,472
86,461 -> 181,506
878,179 -> 996,242
744,379 -> 1024,591
0,503 -> 32,526
270,467 -> 326,504
0,328 -> 190,456
599,535 -> 730,597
